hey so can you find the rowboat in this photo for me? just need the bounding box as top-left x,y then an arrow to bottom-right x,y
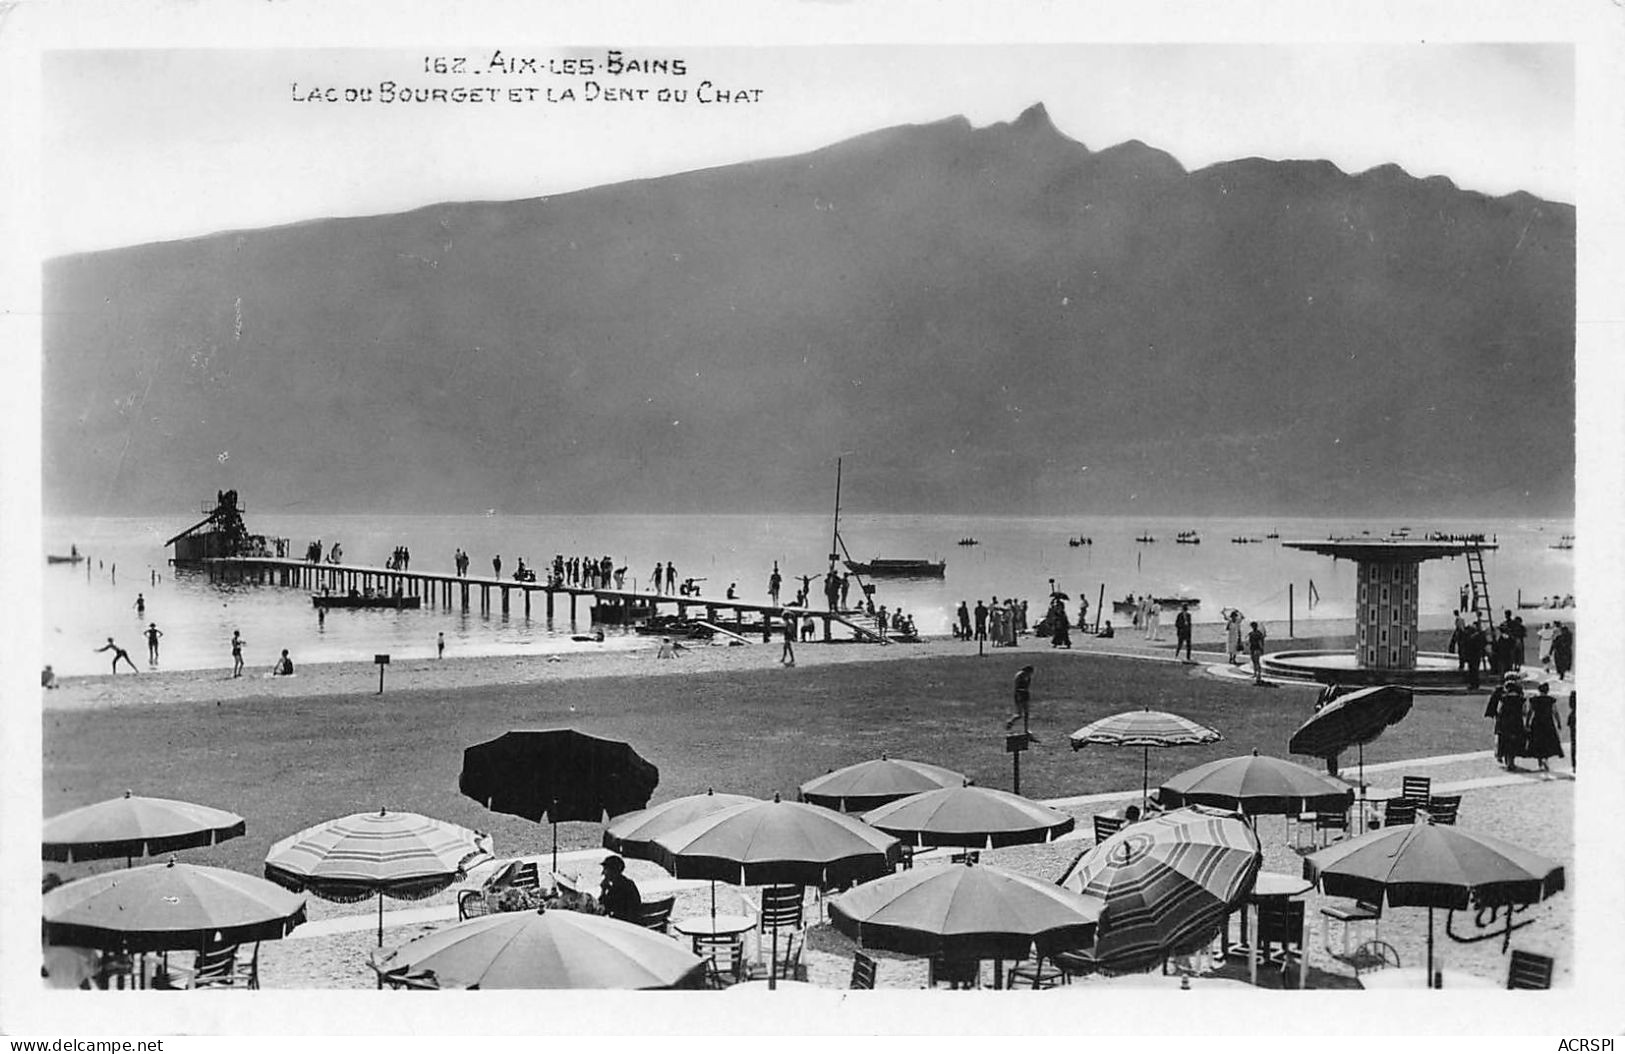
843,558 -> 946,578
46,553 -> 85,564
313,594 -> 421,610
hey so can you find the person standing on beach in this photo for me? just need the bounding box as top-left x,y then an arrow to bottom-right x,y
1174,604 -> 1193,662
1005,665 -> 1034,730
779,612 -> 796,667
437,632 -> 445,659
974,600 -> 988,643
1077,596 -> 1090,632
1550,622 -> 1573,680
1224,610 -> 1244,666
95,637 -> 139,674
230,630 -> 246,678
1511,616 -> 1528,670
1246,622 -> 1266,685
768,563 -> 782,605
1460,621 -> 1487,690
957,601 -> 971,640
134,593 -> 145,616
145,622 -> 163,665
1537,621 -> 1555,673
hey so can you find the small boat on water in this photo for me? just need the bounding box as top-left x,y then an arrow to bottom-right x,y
1264,530 -> 1280,539
1067,536 -> 1094,547
47,552 -> 85,565
956,538 -> 979,547
1175,531 -> 1201,545
633,618 -> 715,640
844,558 -> 947,578
313,593 -> 421,610
1135,535 -> 1156,544
1549,535 -> 1575,551
1230,536 -> 1263,544
1113,596 -> 1201,614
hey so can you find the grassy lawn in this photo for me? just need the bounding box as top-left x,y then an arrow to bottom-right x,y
43,644 -> 1492,878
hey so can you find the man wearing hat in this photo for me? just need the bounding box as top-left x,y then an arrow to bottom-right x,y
598,855 -> 643,923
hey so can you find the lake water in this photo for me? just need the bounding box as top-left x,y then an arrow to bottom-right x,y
41,512 -> 1574,677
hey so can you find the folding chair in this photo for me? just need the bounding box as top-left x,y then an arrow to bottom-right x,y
694,933 -> 745,988
1093,814 -> 1126,844
635,895 -> 676,934
1322,898 -> 1382,959
1008,955 -> 1066,989
1400,776 -> 1432,803
1382,798 -> 1418,828
457,889 -> 493,920
928,955 -> 981,989
849,951 -> 877,990
1313,810 -> 1351,847
1506,950 -> 1554,989
1255,899 -> 1306,988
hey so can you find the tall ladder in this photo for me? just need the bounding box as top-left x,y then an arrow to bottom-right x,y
1465,545 -> 1493,630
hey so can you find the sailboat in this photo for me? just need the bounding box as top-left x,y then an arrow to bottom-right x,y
830,459 -> 945,578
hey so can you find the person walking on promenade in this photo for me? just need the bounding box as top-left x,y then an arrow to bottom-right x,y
1460,621 -> 1487,690
1550,622 -> 1573,681
493,555 -> 502,580
95,637 -> 139,674
230,630 -> 246,677
1005,665 -> 1034,729
1224,609 -> 1244,666
1511,616 -> 1528,670
768,562 -> 782,605
974,600 -> 988,644
1522,682 -> 1563,775
437,632 -> 445,659
1049,598 -> 1072,649
1144,599 -> 1162,642
145,622 -> 163,665
779,611 -> 796,667
1173,604 -> 1193,662
1486,672 -> 1527,771
1246,622 -> 1267,685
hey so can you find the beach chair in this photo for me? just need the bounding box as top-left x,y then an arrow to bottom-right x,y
1093,813 -> 1126,844
457,889 -> 493,920
1400,776 -> 1432,803
694,933 -> 745,988
1255,900 -> 1306,987
1008,955 -> 1066,989
1322,898 -> 1382,960
1382,797 -> 1418,828
1424,794 -> 1461,825
746,931 -> 807,983
169,942 -> 259,990
636,895 -> 676,934
849,951 -> 877,990
754,885 -> 806,969
1506,950 -> 1554,989
1349,940 -> 1402,977
1307,809 -> 1350,848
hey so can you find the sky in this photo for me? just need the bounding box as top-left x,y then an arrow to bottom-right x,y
43,43 -> 1575,257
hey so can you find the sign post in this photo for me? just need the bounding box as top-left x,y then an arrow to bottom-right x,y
375,653 -> 390,694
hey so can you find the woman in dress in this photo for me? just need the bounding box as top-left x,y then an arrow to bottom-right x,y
1490,673 -> 1528,771
1224,610 -> 1244,666
1521,682 -> 1564,773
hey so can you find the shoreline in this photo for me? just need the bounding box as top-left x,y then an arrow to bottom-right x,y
42,614 -> 1448,712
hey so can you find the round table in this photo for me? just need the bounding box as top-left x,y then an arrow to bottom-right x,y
1250,871 -> 1314,901
1358,967 -> 1500,990
674,913 -> 757,939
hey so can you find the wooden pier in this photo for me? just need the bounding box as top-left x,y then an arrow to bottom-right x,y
199,557 -> 886,643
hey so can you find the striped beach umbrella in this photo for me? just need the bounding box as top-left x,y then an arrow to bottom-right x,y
1069,709 -> 1222,808
1058,805 -> 1262,975
264,809 -> 492,946
799,755 -> 968,813
44,791 -> 246,866
861,785 -> 1075,849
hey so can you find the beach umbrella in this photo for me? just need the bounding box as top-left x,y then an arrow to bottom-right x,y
44,858 -> 307,954
860,784 -> 1075,849
460,729 -> 660,872
829,859 -> 1104,963
369,908 -> 707,990
263,808 -> 491,946
1159,751 -> 1355,817
798,754 -> 968,813
43,791 -> 246,866
1058,805 -> 1262,975
1303,820 -> 1564,987
603,788 -> 761,922
653,794 -> 902,988
1289,685 -> 1413,830
1069,709 -> 1222,809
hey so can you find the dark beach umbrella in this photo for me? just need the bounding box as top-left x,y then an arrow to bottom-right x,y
43,791 -> 246,866
860,784 -> 1075,849
264,808 -> 492,946
1159,751 -> 1355,817
460,729 -> 660,871
653,795 -> 902,989
369,909 -> 707,990
1059,805 -> 1262,975
1289,685 -> 1413,829
798,754 -> 968,813
829,859 -> 1104,962
1304,821 -> 1565,987
1070,709 -> 1222,809
44,858 -> 307,953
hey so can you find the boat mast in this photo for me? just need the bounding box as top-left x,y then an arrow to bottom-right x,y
829,457 -> 843,566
